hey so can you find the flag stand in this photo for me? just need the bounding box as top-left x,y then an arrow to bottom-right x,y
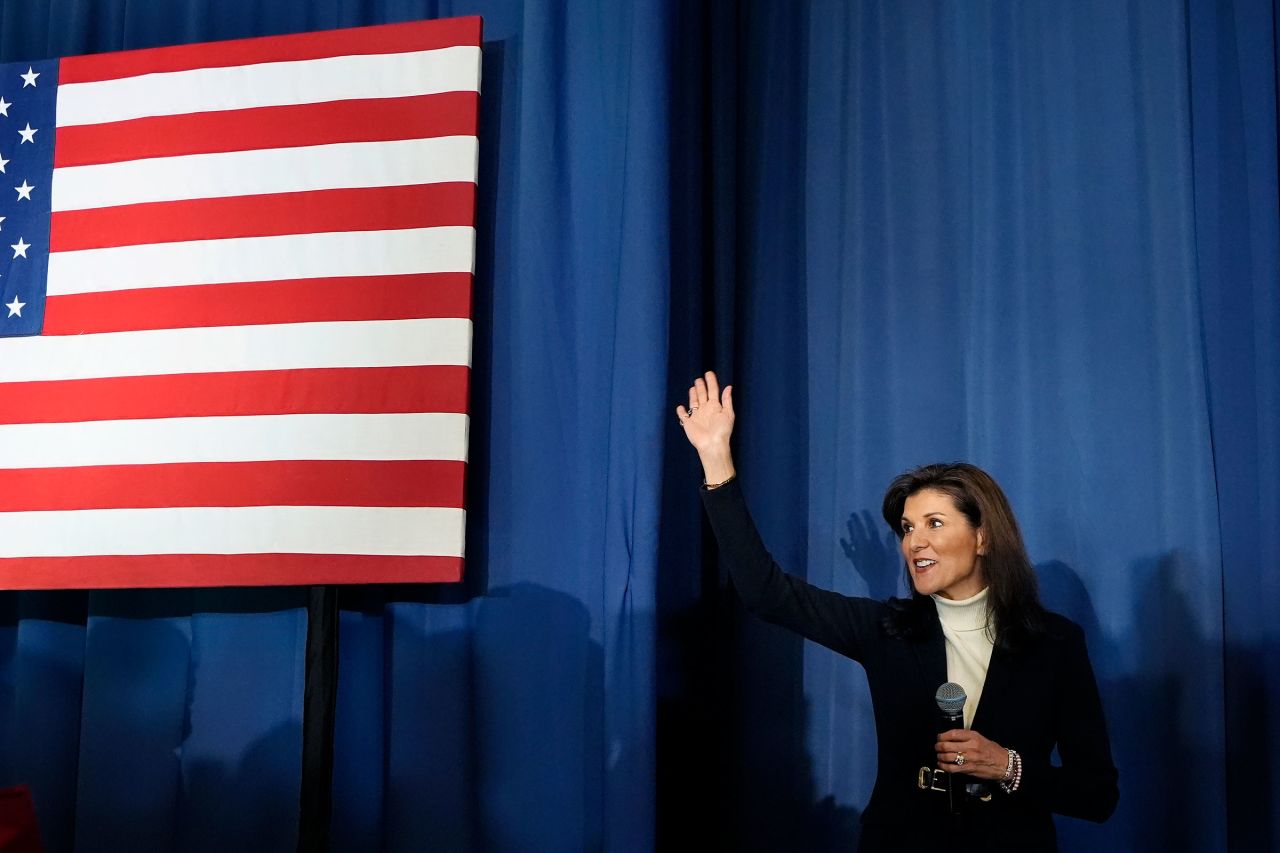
297,585 -> 338,852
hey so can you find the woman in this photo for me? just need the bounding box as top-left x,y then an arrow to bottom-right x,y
678,371 -> 1117,851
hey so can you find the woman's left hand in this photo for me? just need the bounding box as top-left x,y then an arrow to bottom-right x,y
935,729 -> 1009,781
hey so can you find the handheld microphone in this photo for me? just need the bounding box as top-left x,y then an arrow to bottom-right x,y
935,681 -> 966,730
935,682 -> 967,815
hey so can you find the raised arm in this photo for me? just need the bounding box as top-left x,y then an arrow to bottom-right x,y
679,372 -> 878,660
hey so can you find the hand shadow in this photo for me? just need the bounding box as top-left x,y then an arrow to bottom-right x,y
839,510 -> 905,601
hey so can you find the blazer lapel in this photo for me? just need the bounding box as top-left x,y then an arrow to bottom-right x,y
970,642 -> 1014,733
911,614 -> 949,702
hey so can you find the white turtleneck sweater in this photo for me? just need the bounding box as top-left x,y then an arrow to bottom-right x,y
931,587 -> 994,728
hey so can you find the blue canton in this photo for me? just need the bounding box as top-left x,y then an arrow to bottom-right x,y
0,58 -> 57,337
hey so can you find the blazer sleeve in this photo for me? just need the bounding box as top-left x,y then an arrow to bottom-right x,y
1016,621 -> 1119,821
700,477 -> 878,662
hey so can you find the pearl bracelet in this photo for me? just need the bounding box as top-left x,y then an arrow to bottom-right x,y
999,749 -> 1023,794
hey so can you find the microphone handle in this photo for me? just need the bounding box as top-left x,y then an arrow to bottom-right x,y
940,711 -> 964,815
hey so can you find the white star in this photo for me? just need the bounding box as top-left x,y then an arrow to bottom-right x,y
20,67 -> 39,88
5,295 -> 24,318
0,152 -> 8,173
17,124 -> 36,144
11,238 -> 29,258
0,215 -> 5,231
0,98 -> 10,117
15,180 -> 33,201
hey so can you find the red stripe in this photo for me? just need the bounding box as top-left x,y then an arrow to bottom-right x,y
0,365 -> 470,425
59,17 -> 482,84
0,460 -> 466,511
54,92 -> 479,168
42,273 -> 472,335
0,554 -> 464,589
49,183 -> 476,251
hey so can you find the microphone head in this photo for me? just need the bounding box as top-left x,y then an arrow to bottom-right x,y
935,681 -> 967,716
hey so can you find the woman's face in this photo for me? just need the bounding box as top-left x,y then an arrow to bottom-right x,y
900,488 -> 987,600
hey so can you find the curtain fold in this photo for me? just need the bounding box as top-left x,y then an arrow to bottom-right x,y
1187,0 -> 1280,847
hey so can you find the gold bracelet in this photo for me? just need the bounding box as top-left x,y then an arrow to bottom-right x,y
702,473 -> 737,490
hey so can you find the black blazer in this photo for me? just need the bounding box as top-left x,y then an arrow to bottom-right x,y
702,479 -> 1118,852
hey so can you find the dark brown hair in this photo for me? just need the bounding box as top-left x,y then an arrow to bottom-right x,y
879,462 -> 1046,648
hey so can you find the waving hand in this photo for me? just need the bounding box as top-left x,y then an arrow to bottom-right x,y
677,371 -> 736,485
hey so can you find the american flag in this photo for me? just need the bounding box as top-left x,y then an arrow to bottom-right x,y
0,17 -> 481,589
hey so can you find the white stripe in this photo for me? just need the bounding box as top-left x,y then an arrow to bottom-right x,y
0,412 -> 470,469
56,45 -> 483,127
0,317 -> 472,382
51,136 -> 478,212
0,506 -> 467,557
46,226 -> 475,295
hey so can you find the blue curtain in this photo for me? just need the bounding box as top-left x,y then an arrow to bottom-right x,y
327,2 -> 670,850
0,1 -> 1276,852
1188,0 -> 1280,847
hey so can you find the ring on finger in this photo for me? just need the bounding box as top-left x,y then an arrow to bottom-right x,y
954,752 -> 966,766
